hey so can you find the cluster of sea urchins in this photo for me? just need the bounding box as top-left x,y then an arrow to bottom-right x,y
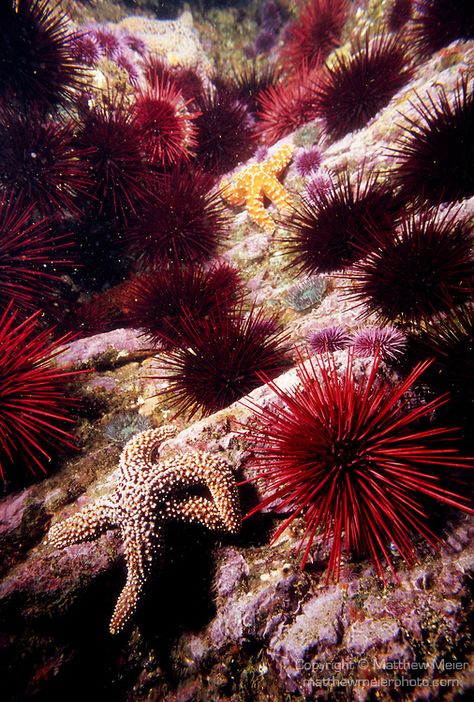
0,0 -> 472,600
253,0 -> 474,144
0,0 -> 88,484
239,0 -> 474,581
0,0 -> 263,305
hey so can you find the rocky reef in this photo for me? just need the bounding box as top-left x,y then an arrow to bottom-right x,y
0,0 -> 473,700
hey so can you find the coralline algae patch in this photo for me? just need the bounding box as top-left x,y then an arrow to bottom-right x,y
117,11 -> 213,72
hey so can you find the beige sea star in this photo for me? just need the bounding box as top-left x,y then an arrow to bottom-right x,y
48,426 -> 241,634
221,143 -> 295,233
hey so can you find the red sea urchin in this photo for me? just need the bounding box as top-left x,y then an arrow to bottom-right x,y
388,0 -> 413,33
133,78 -> 198,167
142,56 -> 204,103
281,169 -> 402,274
119,262 -> 243,347
156,305 -> 292,419
391,76 -> 474,205
193,85 -> 257,175
0,302 -> 81,479
410,0 -> 474,59
312,33 -> 413,141
281,0 -> 348,70
255,67 -> 320,145
243,352 -> 473,580
126,168 -> 229,268
0,195 -> 74,317
0,0 -> 85,112
78,93 -> 152,222
0,105 -> 90,217
347,206 -> 474,327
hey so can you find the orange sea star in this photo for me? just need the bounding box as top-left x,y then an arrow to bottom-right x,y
221,143 -> 294,233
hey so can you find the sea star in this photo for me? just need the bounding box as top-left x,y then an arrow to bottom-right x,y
221,143 -> 294,233
48,426 -> 241,634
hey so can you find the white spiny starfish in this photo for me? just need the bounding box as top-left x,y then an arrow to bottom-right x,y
48,426 -> 241,634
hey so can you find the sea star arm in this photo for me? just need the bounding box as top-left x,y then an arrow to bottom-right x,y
109,523 -> 164,635
48,496 -> 118,548
261,173 -> 293,212
266,143 -> 294,176
173,496 -> 231,531
155,451 -> 241,534
245,191 -> 276,233
120,425 -> 177,477
220,178 -> 245,206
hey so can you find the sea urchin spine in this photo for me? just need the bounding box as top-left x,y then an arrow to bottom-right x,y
126,168 -> 229,268
391,76 -> 474,205
280,0 -> 348,70
347,205 -> 474,327
0,302 -> 82,479
0,195 -> 75,317
312,32 -> 413,141
133,78 -> 198,168
118,262 -> 243,347
0,0 -> 85,111
243,351 -> 473,580
281,168 -> 402,274
155,305 -> 292,419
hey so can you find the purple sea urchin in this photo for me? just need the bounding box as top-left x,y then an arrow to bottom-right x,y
92,26 -> 120,58
391,76 -> 474,205
243,351 -> 473,580
156,305 -> 292,418
352,326 -> 407,360
313,33 -> 413,141
305,170 -> 333,199
71,32 -> 101,66
347,206 -> 474,327
294,147 -> 323,177
307,326 -> 351,353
